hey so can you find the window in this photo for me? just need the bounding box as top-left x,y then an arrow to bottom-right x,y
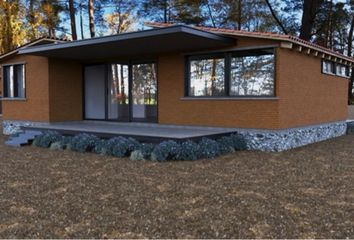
322,60 -> 335,74
187,48 -> 275,97
322,60 -> 350,78
3,64 -> 25,98
189,57 -> 225,96
230,50 -> 274,96
336,64 -> 349,77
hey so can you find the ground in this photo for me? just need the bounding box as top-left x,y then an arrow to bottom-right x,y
1,128 -> 354,238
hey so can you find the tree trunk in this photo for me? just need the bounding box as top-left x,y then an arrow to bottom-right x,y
237,0 -> 241,30
264,0 -> 288,34
28,0 -> 36,40
69,0 -> 77,40
347,15 -> 354,104
79,1 -> 84,39
299,0 -> 323,41
206,3 -> 216,27
163,0 -> 167,23
88,0 -> 95,37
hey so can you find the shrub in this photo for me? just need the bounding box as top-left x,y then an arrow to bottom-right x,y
176,140 -> 200,161
70,133 -> 100,153
230,133 -> 247,150
130,143 -> 155,161
33,131 -> 62,148
198,138 -> 221,159
151,140 -> 181,161
49,141 -> 65,150
217,136 -> 235,154
347,121 -> 354,135
106,136 -> 140,158
93,139 -> 108,154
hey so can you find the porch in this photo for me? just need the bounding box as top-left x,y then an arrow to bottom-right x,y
22,121 -> 237,142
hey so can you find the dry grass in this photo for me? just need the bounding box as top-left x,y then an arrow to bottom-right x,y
1,127 -> 354,238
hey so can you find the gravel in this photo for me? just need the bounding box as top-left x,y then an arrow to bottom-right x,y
1,125 -> 354,238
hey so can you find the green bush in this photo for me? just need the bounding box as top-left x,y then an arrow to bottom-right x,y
106,137 -> 140,158
70,133 -> 100,153
347,121 -> 354,135
151,140 -> 181,161
93,139 -> 108,154
49,141 -> 65,150
217,136 -> 235,154
230,133 -> 247,150
130,143 -> 155,161
198,138 -> 221,159
176,140 -> 200,161
33,131 -> 62,148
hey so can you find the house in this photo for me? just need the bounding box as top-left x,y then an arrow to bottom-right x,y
0,22 -> 353,151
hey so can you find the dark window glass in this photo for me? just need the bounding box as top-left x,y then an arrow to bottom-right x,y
322,60 -> 335,74
230,52 -> 274,96
3,64 -> 25,98
189,58 -> 225,96
336,64 -> 349,77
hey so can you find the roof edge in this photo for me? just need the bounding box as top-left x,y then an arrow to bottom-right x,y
0,37 -> 68,60
19,25 -> 235,55
145,22 -> 354,64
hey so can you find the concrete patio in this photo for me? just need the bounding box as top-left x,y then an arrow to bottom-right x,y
23,121 -> 237,142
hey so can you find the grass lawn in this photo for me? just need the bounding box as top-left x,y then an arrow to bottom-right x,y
1,128 -> 354,238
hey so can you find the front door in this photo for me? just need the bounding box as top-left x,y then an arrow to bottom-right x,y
84,62 -> 158,123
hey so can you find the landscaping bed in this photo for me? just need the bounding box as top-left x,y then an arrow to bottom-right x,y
1,126 -> 354,238
32,131 -> 247,161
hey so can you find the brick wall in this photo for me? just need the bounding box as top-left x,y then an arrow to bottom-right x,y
277,48 -> 348,128
1,55 -> 50,121
48,58 -> 82,122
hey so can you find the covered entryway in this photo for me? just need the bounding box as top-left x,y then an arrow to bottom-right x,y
84,62 -> 157,123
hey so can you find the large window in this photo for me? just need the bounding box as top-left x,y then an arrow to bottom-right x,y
189,57 -> 225,96
187,48 -> 275,97
3,64 -> 25,98
230,50 -> 274,96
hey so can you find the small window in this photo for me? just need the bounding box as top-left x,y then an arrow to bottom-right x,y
322,60 -> 335,74
322,60 -> 351,78
336,64 -> 349,77
3,64 -> 25,98
189,57 -> 225,96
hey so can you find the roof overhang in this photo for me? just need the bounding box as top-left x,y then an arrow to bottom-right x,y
0,38 -> 67,61
19,25 -> 236,60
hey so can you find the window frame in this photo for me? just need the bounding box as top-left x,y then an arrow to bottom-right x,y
1,62 -> 26,99
321,59 -> 351,78
185,48 -> 276,98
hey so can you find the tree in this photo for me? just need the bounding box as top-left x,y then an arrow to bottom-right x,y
40,0 -> 65,37
139,0 -> 172,23
264,0 -> 288,34
104,0 -> 137,34
0,0 -> 26,53
299,0 -> 324,41
68,0 -> 77,40
88,0 -> 95,37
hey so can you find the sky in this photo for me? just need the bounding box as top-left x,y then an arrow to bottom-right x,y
58,0 -> 351,40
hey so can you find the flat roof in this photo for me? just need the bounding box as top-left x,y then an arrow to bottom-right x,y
19,25 -> 236,60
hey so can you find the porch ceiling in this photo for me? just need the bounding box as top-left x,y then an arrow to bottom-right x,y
18,25 -> 236,60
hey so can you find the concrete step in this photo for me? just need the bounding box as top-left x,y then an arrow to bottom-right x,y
5,130 -> 42,147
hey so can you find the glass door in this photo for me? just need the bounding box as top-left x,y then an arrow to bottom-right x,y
84,62 -> 158,122
108,64 -> 129,121
131,63 -> 158,122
